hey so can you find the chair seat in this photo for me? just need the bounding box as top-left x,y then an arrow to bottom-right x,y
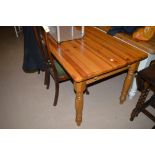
54,61 -> 68,77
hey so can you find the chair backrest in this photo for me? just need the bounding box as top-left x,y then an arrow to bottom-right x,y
33,26 -> 59,77
33,26 -> 69,81
33,27 -> 50,64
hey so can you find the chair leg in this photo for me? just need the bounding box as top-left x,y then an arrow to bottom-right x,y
130,88 -> 150,121
141,94 -> 155,110
53,79 -> 59,106
44,70 -> 48,85
141,94 -> 155,123
49,68 -> 59,106
44,69 -> 50,89
46,71 -> 50,89
86,88 -> 89,95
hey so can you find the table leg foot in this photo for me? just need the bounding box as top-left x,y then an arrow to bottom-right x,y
76,118 -> 82,126
74,82 -> 86,126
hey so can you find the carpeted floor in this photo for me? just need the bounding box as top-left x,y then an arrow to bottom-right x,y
0,26 -> 154,128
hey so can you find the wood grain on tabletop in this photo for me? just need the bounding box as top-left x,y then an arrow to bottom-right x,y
47,26 -> 148,82
98,26 -> 155,54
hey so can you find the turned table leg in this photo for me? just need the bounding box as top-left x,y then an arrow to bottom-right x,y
120,62 -> 139,104
74,82 -> 86,126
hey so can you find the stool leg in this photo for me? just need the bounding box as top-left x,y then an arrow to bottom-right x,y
130,88 -> 150,121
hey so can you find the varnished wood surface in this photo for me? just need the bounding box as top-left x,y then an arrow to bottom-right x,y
47,26 -> 147,82
115,33 -> 155,54
98,26 -> 155,54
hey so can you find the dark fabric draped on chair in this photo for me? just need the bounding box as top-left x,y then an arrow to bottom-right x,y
23,26 -> 45,72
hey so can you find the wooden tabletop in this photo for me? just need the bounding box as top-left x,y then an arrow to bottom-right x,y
98,26 -> 155,54
47,26 -> 148,82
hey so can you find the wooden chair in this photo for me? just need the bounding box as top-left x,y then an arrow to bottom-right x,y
33,26 -> 70,106
130,61 -> 155,128
33,26 -> 89,106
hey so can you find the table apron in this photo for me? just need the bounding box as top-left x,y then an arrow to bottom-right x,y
85,66 -> 129,85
